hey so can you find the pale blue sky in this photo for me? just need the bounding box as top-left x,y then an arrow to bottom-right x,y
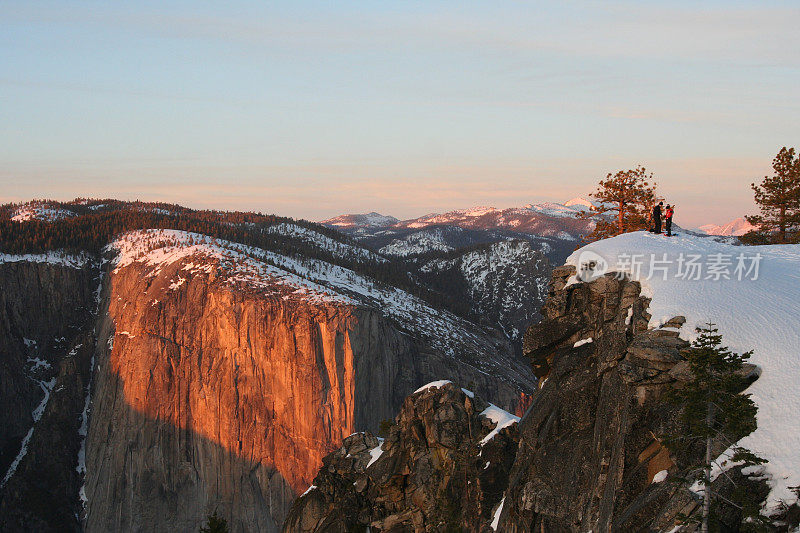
1,1 -> 798,226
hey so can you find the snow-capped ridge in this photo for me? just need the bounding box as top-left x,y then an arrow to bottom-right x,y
323,200 -> 594,243
321,212 -> 399,228
696,217 -> 756,237
564,197 -> 594,209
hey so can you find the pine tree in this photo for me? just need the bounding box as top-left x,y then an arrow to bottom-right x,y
746,147 -> 800,244
665,324 -> 768,532
199,511 -> 229,533
576,166 -> 658,242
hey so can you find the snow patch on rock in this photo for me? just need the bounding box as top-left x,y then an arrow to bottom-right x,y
479,403 -> 520,446
652,470 -> 668,483
366,438 -> 386,468
414,380 -> 453,394
1,377 -> 56,487
490,497 -> 505,530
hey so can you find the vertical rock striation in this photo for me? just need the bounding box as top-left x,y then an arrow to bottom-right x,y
83,233 -> 535,532
0,259 -> 99,531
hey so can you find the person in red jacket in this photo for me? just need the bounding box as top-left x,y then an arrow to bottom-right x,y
665,204 -> 674,236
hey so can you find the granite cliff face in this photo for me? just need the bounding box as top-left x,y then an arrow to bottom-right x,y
286,265 -> 776,532
0,226 -> 536,532
500,266 -> 695,532
0,257 -> 99,532
79,230 -> 535,532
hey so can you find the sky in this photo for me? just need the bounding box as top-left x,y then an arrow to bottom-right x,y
1,1 -> 798,227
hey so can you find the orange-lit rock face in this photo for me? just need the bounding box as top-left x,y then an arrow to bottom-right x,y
514,391 -> 536,417
83,235 -> 535,532
106,256 -> 356,494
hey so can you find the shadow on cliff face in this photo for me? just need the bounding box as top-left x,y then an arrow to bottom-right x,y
84,369 -> 296,533
0,262 -> 99,532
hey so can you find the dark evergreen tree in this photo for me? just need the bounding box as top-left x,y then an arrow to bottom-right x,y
576,166 -> 658,242
666,324 -> 768,532
746,147 -> 800,244
199,511 -> 228,533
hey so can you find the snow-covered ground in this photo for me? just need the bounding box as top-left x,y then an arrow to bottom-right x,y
568,231 -> 800,511
378,227 -> 458,256
0,251 -> 94,269
266,223 -> 386,263
10,203 -> 76,222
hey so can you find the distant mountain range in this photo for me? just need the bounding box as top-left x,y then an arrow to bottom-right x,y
321,198 -> 595,261
323,198 -> 594,235
696,216 -> 756,236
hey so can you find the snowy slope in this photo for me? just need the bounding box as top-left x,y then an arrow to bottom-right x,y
421,240 -> 551,341
10,202 -> 76,222
378,227 -> 459,256
568,231 -> 800,510
109,229 -> 355,305
0,251 -> 94,269
266,223 -> 387,263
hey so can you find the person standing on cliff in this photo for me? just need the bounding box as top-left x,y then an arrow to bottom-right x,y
652,201 -> 663,234
665,204 -> 675,236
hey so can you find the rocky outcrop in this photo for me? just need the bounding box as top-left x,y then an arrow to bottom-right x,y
287,265 -> 778,532
0,260 -> 99,532
283,381 -> 518,532
501,266 -> 760,532
82,236 -> 535,532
